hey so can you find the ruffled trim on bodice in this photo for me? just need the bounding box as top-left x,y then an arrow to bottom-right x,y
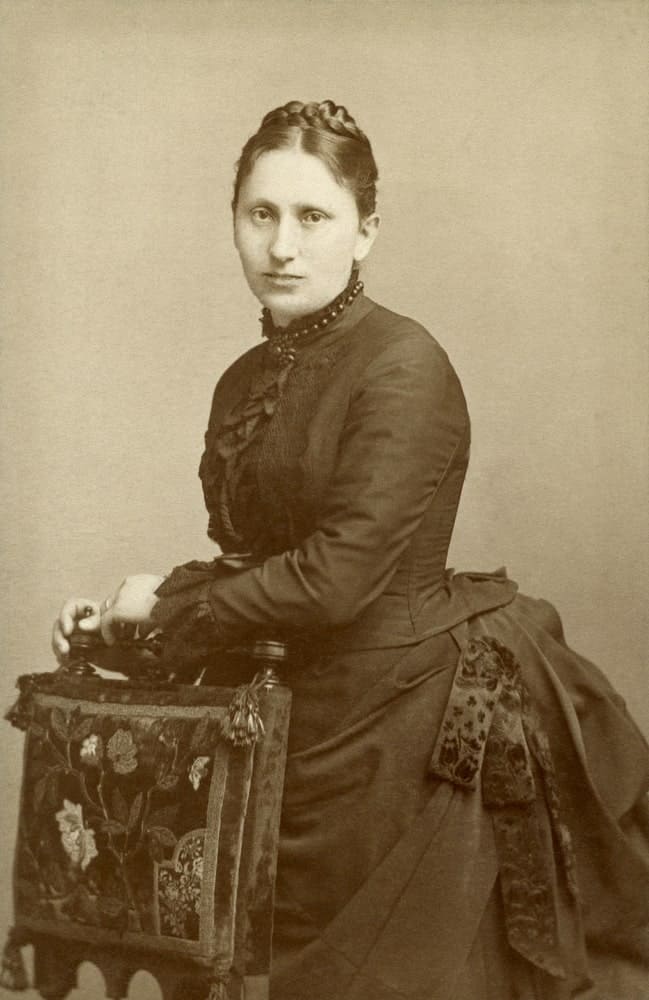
199,363 -> 292,550
199,272 -> 366,554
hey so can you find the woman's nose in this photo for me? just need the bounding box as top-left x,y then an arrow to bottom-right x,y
269,218 -> 299,262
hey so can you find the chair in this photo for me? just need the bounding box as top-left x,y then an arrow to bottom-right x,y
2,638 -> 292,1000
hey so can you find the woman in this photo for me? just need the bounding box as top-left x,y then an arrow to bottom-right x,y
53,100 -> 649,999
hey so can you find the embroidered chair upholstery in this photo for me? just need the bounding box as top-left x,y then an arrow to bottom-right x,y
3,648 -> 291,1000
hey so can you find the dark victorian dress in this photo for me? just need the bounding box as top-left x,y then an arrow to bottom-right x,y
151,285 -> 649,999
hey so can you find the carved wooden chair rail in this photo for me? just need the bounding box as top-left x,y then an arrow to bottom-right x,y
2,634 -> 292,1000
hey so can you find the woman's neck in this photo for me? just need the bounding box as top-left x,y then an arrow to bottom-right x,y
261,272 -> 364,367
266,270 -> 359,333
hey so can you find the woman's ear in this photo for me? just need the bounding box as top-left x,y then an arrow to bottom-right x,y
354,213 -> 380,263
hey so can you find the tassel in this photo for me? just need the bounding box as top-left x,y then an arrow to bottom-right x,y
0,928 -> 29,991
223,675 -> 266,747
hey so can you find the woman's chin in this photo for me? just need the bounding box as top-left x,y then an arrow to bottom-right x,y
261,291 -> 311,327
252,275 -> 352,326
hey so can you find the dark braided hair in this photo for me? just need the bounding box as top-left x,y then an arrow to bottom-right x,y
232,100 -> 378,218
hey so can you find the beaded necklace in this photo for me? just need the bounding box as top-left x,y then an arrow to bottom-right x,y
260,273 -> 364,367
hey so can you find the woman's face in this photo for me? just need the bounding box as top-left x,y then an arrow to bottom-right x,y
234,147 -> 379,327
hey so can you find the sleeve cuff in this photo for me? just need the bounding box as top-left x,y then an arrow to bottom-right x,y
150,560 -> 228,650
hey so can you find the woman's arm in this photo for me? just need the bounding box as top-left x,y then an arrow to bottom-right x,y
149,329 -> 468,641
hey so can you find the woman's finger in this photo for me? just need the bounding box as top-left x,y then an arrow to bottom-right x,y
77,608 -> 102,632
51,620 -> 70,659
59,598 -> 100,637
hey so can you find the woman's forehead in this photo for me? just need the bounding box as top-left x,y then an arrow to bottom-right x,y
238,147 -> 355,210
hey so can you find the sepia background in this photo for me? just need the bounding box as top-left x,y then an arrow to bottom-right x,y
1,1 -> 647,996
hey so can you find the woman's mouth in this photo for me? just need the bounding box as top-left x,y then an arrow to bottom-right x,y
264,273 -> 304,287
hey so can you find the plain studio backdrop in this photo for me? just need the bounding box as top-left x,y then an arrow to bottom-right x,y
1,1 -> 647,997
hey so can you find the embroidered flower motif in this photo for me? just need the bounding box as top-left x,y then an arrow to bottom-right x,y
106,728 -> 138,774
55,800 -> 98,870
158,833 -> 204,939
80,733 -> 103,766
188,756 -> 210,791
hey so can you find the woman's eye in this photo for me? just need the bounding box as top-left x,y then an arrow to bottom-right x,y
303,211 -> 326,225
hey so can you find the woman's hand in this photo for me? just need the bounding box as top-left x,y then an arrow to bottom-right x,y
52,598 -> 102,661
100,574 -> 165,646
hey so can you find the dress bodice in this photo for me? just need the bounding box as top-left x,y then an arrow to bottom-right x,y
173,293 -> 513,651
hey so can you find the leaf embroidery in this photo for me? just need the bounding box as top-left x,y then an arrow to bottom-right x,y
128,792 -> 144,832
50,708 -> 70,742
111,786 -> 128,826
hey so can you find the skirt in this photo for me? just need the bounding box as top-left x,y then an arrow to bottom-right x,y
270,583 -> 649,1000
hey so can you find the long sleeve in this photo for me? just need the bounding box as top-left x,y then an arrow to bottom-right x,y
152,326 -> 468,643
